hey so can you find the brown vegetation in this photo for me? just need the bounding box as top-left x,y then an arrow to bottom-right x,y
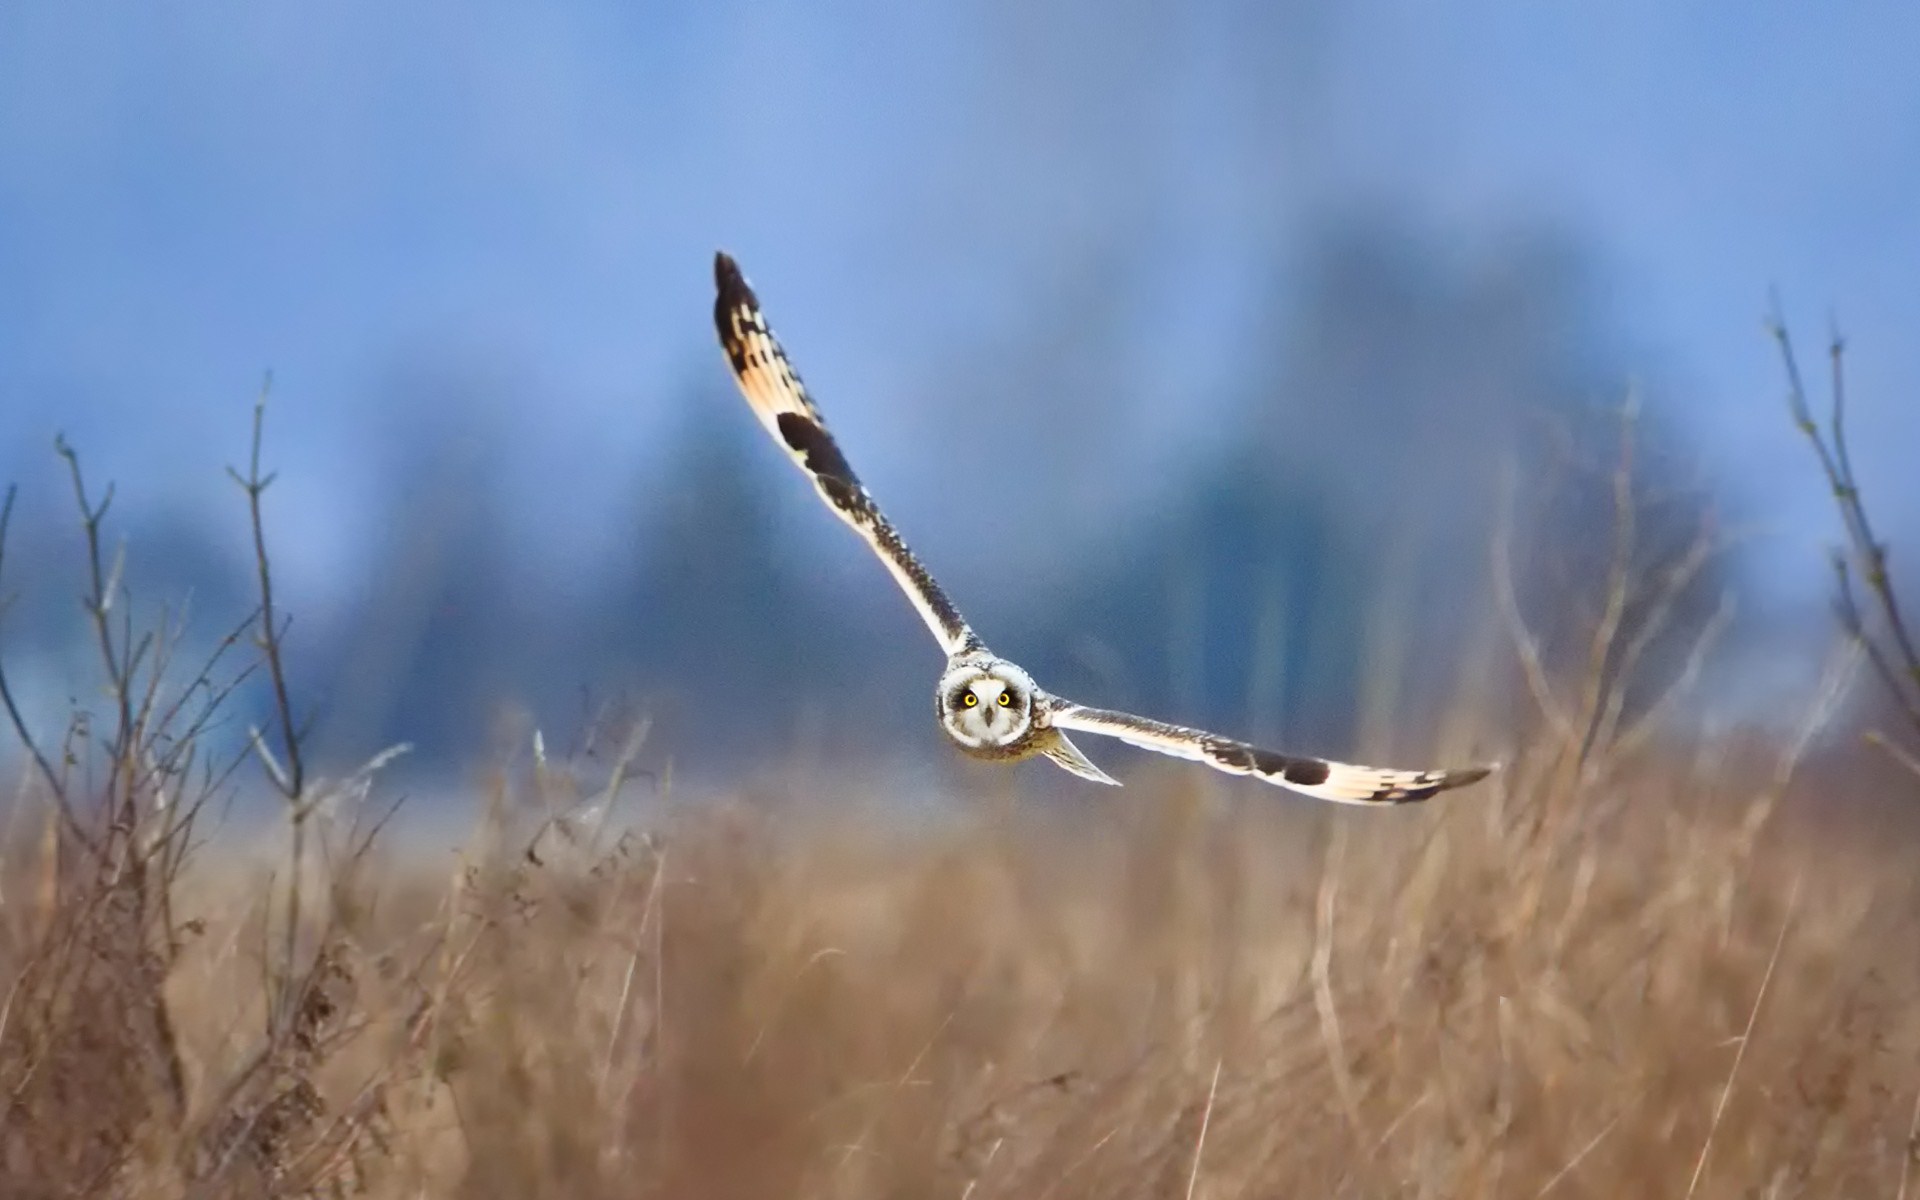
5,738 -> 1919,1198
3,338 -> 1919,1197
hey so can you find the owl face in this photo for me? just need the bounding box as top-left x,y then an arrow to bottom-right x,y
937,657 -> 1037,751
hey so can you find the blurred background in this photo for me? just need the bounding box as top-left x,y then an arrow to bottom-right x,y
2,1 -> 1916,798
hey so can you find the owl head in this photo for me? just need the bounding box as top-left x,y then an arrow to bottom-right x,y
937,656 -> 1038,750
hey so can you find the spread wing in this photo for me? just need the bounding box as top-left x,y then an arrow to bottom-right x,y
1048,702 -> 1493,805
713,252 -> 980,656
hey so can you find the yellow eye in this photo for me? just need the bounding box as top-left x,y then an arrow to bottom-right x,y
962,693 -> 978,708
997,692 -> 1013,708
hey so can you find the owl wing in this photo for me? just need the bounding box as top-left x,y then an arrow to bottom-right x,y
1047,701 -> 1493,805
713,252 -> 981,657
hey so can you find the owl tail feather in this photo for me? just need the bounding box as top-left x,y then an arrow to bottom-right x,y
1041,732 -> 1122,787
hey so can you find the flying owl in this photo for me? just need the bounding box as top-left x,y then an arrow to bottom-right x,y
711,252 -> 1493,804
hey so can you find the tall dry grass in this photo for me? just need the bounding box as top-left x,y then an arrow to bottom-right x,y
6,740 -> 1920,1198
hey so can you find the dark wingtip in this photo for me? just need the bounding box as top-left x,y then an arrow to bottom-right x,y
713,252 -> 756,341
714,251 -> 754,302
1445,763 -> 1497,790
1395,762 -> 1497,805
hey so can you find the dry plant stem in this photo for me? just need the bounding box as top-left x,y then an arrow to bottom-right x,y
1823,332 -> 1915,669
229,382 -> 307,805
12,435 -> 253,949
588,717 -> 650,855
1513,397 -> 1725,783
1867,731 -> 1920,779
228,382 -> 317,1023
957,1138 -> 1004,1200
1774,317 -> 1920,750
1828,552 -> 1920,753
1684,874 -> 1800,1200
829,1010 -> 958,1183
1569,394 -> 1639,769
743,948 -> 852,1071
1898,1084 -> 1920,1200
55,437 -> 138,822
1497,398 -> 1681,934
1613,593 -> 1734,758
1183,1058 -> 1223,1200
1035,1127 -> 1122,1200
603,842 -> 667,1087
1591,518 -> 1727,755
1533,1091 -> 1642,1199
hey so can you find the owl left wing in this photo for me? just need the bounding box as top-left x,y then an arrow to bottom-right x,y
713,252 -> 981,657
1047,702 -> 1493,805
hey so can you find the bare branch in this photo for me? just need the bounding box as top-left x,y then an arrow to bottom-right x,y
229,378 -> 307,805
1774,315 -> 1920,754
0,485 -> 99,853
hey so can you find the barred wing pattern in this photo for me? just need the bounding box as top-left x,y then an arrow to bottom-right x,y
1047,702 -> 1492,805
713,253 -> 980,657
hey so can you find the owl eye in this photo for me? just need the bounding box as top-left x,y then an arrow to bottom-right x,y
996,691 -> 1014,708
961,693 -> 979,708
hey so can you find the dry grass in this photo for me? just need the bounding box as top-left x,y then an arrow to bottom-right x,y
5,736 -> 1919,1199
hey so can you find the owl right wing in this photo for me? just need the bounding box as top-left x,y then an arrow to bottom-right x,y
1048,701 -> 1494,805
713,252 -> 981,657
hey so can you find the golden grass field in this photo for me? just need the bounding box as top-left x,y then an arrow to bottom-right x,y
5,725 -> 1919,1199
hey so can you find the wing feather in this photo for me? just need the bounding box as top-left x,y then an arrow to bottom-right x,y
713,252 -> 979,656
1048,702 -> 1493,805
1040,731 -> 1122,786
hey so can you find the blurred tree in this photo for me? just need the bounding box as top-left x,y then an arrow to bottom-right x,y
314,365 -> 524,769
1018,216 -> 1724,757
597,383 -> 879,767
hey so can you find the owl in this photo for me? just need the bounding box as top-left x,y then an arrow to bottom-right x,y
712,252 -> 1493,804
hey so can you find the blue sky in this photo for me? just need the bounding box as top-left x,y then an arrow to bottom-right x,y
3,0 -> 1917,622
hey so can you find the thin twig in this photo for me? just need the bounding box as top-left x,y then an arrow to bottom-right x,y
57,435 -> 139,817
606,844 -> 670,1086
0,485 -> 98,851
1590,512 -> 1726,754
1896,1081 -> 1920,1200
1774,315 -> 1920,748
228,382 -> 306,803
226,379 -> 321,1026
1034,1127 -> 1121,1200
1830,551 -> 1920,733
1184,1059 -> 1224,1200
1534,1090 -> 1643,1198
1866,731 -> 1920,779
1614,593 -> 1736,757
1570,393 -> 1639,768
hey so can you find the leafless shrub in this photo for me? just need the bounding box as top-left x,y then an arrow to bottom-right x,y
1,395 -> 422,1197
0,436 -> 253,1196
